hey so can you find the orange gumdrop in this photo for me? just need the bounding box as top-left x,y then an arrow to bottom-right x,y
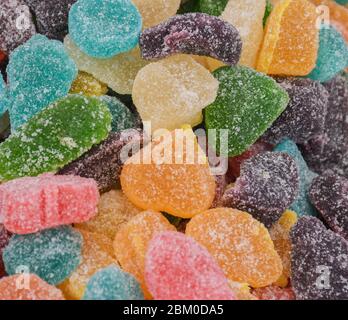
114,211 -> 176,299
0,274 -> 64,300
186,208 -> 283,288
257,0 -> 319,76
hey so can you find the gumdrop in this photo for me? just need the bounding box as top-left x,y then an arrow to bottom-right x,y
178,0 -> 200,14
69,0 -> 142,58
3,226 -> 82,285
263,0 -> 273,27
70,72 -> 108,97
186,208 -> 283,288
253,286 -> 296,300
0,75 -> 6,117
198,0 -> 228,15
0,225 -> 11,278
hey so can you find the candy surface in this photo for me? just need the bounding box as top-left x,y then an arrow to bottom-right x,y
70,72 -> 108,97
0,75 -> 6,117
198,0 -> 228,15
253,286 -> 295,300
0,225 -> 11,278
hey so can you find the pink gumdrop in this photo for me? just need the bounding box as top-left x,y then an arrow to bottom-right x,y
145,231 -> 235,300
0,174 -> 99,234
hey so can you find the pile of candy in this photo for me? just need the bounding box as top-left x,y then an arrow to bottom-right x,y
0,0 -> 347,300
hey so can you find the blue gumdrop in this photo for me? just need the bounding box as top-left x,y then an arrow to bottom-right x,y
6,35 -> 77,130
274,139 -> 318,217
0,75 -> 6,116
308,25 -> 348,83
83,265 -> 144,300
69,0 -> 142,58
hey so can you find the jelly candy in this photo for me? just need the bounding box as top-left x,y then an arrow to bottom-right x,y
198,0 -> 228,16
132,55 -> 218,132
253,286 -> 296,300
290,217 -> 348,299
274,139 -> 318,217
120,129 -> 216,218
263,0 -> 273,27
3,226 -> 82,285
221,0 -> 266,68
211,174 -> 227,208
257,0 -> 319,76
186,208 -> 283,288
262,78 -> 329,145
6,35 -> 78,130
0,95 -> 112,181
83,265 -> 144,300
205,66 -> 289,157
68,0 -> 142,58
0,174 -> 99,234
76,190 -> 142,240
307,25 -> 348,82
0,225 -> 11,278
145,231 -> 235,300
64,36 -> 148,95
114,211 -> 176,298
140,13 -> 242,66
222,152 -> 299,227
0,274 -> 64,300
0,0 -> 36,55
70,72 -> 108,97
228,281 -> 257,300
0,75 -> 6,117
178,0 -> 200,14
309,173 -> 348,240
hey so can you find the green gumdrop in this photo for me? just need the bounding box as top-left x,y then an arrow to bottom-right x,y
178,0 -> 199,14
205,66 -> 289,157
263,0 -> 273,27
0,94 -> 111,181
198,0 -> 228,16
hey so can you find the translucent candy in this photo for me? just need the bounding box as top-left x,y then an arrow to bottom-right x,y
64,36 -> 148,95
83,265 -> 144,300
70,72 -> 108,97
206,66 -> 289,157
198,0 -> 228,16
76,190 -> 142,240
290,217 -> 348,299
3,226 -> 82,285
114,211 -> 176,298
253,286 -> 295,300
186,208 -> 283,288
257,0 -> 319,76
222,152 -> 299,227
132,55 -> 218,132
145,231 -> 235,300
140,13 -> 242,66
263,0 -> 273,27
221,0 -> 266,68
0,95 -> 112,181
68,0 -> 142,58
6,35 -> 78,130
0,225 -> 11,278
0,274 -> 65,300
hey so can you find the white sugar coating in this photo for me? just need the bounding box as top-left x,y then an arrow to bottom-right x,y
132,55 -> 218,132
64,36 -> 149,94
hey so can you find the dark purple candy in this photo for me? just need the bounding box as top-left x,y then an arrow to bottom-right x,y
309,173 -> 348,240
290,217 -> 348,300
140,13 -> 242,66
0,224 -> 11,278
211,174 -> 226,208
222,152 -> 299,227
58,130 -> 143,193
262,78 -> 329,145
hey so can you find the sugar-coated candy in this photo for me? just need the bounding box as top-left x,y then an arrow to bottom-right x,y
0,95 -> 111,181
221,0 -> 266,68
198,0 -> 228,16
178,0 -> 199,14
308,25 -> 348,82
140,13 -> 242,66
228,281 -> 257,300
69,0 -> 142,58
70,72 -> 108,97
145,231 -> 235,300
58,130 -> 142,193
3,226 -> 82,285
205,66 -> 289,157
0,274 -> 64,300
0,174 -> 99,234
262,78 -> 329,145
133,55 -> 218,132
0,0 -> 36,55
76,190 -> 142,240
83,265 -> 144,300
263,0 -> 273,27
0,225 -> 11,278
274,139 -> 318,217
222,152 -> 299,227
253,286 -> 295,300
121,129 -> 216,218
64,36 -> 148,95
309,173 -> 348,240
0,75 -> 6,117
186,208 -> 283,288
290,217 -> 348,300
257,0 -> 319,76
211,174 -> 227,208
6,35 -> 77,130
59,230 -> 117,300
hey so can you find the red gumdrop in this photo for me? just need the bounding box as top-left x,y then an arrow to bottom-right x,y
253,286 -> 296,300
0,51 -> 6,63
0,224 -> 11,278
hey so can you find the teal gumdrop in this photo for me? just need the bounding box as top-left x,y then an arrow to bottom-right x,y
307,25 -> 348,83
334,1 -> 348,5
69,0 -> 142,58
0,75 -> 6,117
6,34 -> 77,130
83,265 -> 144,300
274,139 -> 318,217
3,226 -> 83,285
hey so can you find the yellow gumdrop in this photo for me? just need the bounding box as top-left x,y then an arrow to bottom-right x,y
70,71 -> 108,97
228,281 -> 258,300
205,57 -> 226,72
